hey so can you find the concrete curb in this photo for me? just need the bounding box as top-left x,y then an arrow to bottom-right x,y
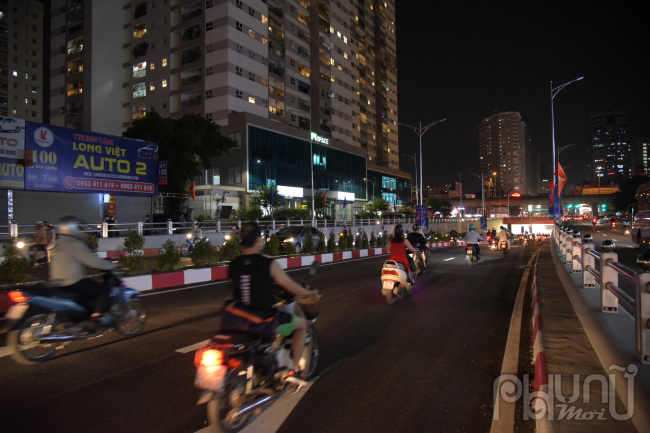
550,238 -> 650,433
0,241 -> 466,311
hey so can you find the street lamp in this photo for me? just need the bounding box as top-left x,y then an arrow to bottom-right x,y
256,159 -> 273,186
398,118 -> 447,207
286,108 -> 315,222
402,153 -> 418,205
450,172 -> 462,217
551,76 -> 583,219
597,166 -> 603,195
469,172 -> 487,218
364,178 -> 375,199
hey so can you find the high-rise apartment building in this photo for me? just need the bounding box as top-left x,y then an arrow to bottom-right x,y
630,138 -> 648,175
478,111 -> 528,195
42,0 -> 408,216
0,0 -> 44,122
591,110 -> 629,184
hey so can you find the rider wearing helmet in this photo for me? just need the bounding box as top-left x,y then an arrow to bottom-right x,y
498,225 -> 510,252
449,227 -> 458,239
407,225 -> 429,269
50,216 -> 119,326
464,224 -> 483,259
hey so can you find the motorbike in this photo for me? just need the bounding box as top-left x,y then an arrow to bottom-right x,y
2,271 -> 147,365
490,238 -> 497,251
500,240 -> 509,255
381,249 -> 422,304
624,226 -> 631,235
523,236 -> 529,247
592,218 -> 598,228
466,244 -> 478,265
450,235 -> 458,247
181,233 -> 196,257
16,241 -> 47,266
194,262 -> 321,432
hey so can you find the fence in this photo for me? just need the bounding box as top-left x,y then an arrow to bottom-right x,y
554,223 -> 650,364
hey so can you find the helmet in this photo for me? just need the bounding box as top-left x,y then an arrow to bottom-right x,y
469,224 -> 476,230
59,215 -> 84,238
413,224 -> 418,232
452,228 -> 456,231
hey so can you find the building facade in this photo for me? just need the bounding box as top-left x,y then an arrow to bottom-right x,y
478,111 -> 528,195
590,110 -> 629,184
631,138 -> 649,175
0,0 -> 44,122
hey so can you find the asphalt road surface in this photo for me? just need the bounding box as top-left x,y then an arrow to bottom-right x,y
0,242 -> 539,433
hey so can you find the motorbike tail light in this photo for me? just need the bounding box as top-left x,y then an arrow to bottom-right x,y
382,269 -> 399,276
196,347 -> 224,367
9,291 -> 28,303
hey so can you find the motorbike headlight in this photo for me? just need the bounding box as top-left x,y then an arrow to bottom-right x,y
97,225 -> 101,229
285,238 -> 294,242
224,235 -> 230,240
16,241 -> 25,249
186,233 -> 192,239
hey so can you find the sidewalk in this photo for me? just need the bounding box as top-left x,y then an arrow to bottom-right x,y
534,245 -> 637,432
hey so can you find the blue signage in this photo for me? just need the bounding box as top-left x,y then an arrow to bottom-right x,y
24,123 -> 158,195
415,205 -> 428,228
480,216 -> 488,230
0,157 -> 25,189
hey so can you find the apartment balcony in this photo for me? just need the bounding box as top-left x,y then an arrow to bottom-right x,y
269,25 -> 284,39
181,97 -> 201,108
298,117 -> 309,130
269,86 -> 284,97
268,62 -> 284,77
319,124 -> 332,133
298,13 -> 309,28
268,1 -> 283,17
67,109 -> 79,117
181,75 -> 201,86
297,30 -> 310,44
299,102 -> 311,112
181,51 -> 201,65
319,106 -> 331,116
181,8 -> 201,22
67,65 -> 83,75
319,55 -> 330,67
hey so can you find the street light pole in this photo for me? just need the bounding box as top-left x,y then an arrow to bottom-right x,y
364,178 -> 375,199
287,109 -> 315,222
399,118 -> 447,207
402,153 -> 418,206
551,76 -> 583,220
555,143 -> 575,218
469,172 -> 486,217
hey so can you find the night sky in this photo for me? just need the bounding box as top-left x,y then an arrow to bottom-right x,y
395,0 -> 650,195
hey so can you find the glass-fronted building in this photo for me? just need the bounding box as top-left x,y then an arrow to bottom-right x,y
366,168 -> 412,209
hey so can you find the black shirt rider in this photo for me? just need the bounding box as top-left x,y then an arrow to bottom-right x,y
229,254 -> 275,311
406,232 -> 427,249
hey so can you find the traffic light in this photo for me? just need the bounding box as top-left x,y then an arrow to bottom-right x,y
602,204 -> 607,211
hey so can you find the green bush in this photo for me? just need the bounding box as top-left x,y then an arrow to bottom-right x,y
190,237 -> 216,267
348,233 -> 355,250
246,207 -> 263,221
155,239 -> 181,272
355,233 -> 363,249
265,234 -> 280,256
274,208 -> 310,221
285,241 -> 296,257
362,232 -> 369,249
327,230 -> 336,253
338,234 -> 347,251
303,234 -> 315,255
122,230 -> 146,276
85,235 -> 99,253
195,215 -> 216,222
0,238 -> 27,285
123,229 -> 145,254
218,236 -> 241,262
370,231 -> 377,247
317,231 -> 326,252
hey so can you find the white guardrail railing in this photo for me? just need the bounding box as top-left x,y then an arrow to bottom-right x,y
0,216 -> 498,239
554,223 -> 650,364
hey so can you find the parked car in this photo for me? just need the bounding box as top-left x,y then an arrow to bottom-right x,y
137,144 -> 158,159
275,225 -> 321,254
0,117 -> 21,133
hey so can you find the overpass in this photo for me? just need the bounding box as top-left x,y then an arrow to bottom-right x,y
448,194 -> 617,214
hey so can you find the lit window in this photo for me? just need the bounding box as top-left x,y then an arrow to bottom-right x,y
330,26 -> 334,33
150,82 -> 155,91
344,52 -> 348,59
337,31 -> 341,38
12,70 -> 17,76
330,58 -> 334,65
249,29 -> 255,38
343,36 -> 347,43
162,58 -> 168,66
162,79 -> 167,87
151,63 -> 155,69
249,96 -> 255,104
262,15 -> 268,24
25,98 -> 29,104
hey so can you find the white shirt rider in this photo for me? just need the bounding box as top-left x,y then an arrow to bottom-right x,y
498,228 -> 510,250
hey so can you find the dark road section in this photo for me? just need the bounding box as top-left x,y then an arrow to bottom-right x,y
0,244 -> 538,433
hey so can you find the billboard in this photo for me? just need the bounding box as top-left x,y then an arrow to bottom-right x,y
24,123 -> 158,195
0,158 -> 25,189
0,117 -> 25,159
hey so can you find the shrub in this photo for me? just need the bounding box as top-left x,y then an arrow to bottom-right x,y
155,239 -> 181,273
348,233 -> 355,250
0,238 -> 27,285
317,231 -> 326,252
327,230 -> 336,253
123,230 -> 146,276
338,234 -> 347,251
85,235 -> 99,253
362,232 -> 369,249
274,208 -> 310,221
265,234 -> 280,256
370,231 -> 377,248
303,234 -> 315,255
218,236 -> 241,262
285,241 -> 296,257
246,207 -> 263,221
355,233 -> 363,249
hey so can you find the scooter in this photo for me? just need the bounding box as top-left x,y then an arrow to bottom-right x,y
450,236 -> 458,247
181,233 -> 196,257
2,271 -> 146,365
490,238 -> 497,251
523,236 -> 529,247
624,226 -> 631,235
194,263 -> 320,432
500,240 -> 509,255
466,244 -> 478,265
16,241 -> 47,266
381,250 -> 421,304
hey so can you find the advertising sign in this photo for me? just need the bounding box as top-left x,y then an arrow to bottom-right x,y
277,185 -> 304,198
0,158 -> 25,189
337,191 -> 355,201
415,205 -> 428,228
0,117 -> 25,159
158,160 -> 167,185
24,148 -> 33,167
107,194 -> 117,216
24,123 -> 158,195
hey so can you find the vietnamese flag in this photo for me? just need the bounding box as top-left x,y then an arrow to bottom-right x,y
555,163 -> 567,196
189,180 -> 196,201
323,191 -> 327,207
548,180 -> 555,204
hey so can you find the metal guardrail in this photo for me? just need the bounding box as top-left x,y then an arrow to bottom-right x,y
554,223 -> 650,364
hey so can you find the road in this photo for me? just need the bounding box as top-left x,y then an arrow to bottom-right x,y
0,243 -> 538,433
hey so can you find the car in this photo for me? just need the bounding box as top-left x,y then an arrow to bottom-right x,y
275,225 -> 322,254
137,144 -> 158,159
0,117 -> 21,133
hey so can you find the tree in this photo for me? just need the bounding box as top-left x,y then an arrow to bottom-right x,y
123,112 -> 235,219
401,201 -> 416,217
251,185 -> 286,217
368,197 -> 389,215
613,175 -> 649,212
426,196 -> 453,217
306,191 -> 327,218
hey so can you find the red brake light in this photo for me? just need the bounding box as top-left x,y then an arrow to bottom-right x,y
382,269 -> 399,276
200,349 -> 223,367
9,291 -> 28,303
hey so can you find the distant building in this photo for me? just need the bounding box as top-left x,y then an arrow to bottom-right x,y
591,111 -> 629,183
631,138 -> 650,174
478,111 -> 528,195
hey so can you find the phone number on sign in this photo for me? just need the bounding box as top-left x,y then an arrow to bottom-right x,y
73,178 -> 154,193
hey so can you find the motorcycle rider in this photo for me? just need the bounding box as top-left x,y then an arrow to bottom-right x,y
388,224 -> 416,278
491,227 -> 497,241
50,216 -> 119,328
193,223 -> 204,240
30,221 -> 48,266
407,224 -> 430,269
498,226 -> 510,252
228,222 -> 317,378
465,224 -> 483,259
230,222 -> 240,239
449,227 -> 459,245
44,221 -> 56,262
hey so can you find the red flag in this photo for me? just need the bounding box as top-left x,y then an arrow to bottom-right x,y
189,180 -> 196,201
323,191 -> 327,207
548,181 -> 555,204
555,163 -> 567,195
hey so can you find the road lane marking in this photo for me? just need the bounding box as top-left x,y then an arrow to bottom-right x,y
443,258 -> 455,261
176,339 -> 212,353
490,249 -> 540,433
